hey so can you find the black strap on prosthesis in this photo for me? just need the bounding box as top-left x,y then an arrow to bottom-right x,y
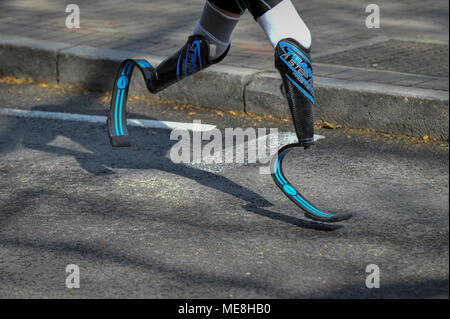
107,35 -> 352,223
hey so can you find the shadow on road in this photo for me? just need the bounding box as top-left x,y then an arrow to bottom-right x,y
0,236 -> 447,298
0,100 -> 340,231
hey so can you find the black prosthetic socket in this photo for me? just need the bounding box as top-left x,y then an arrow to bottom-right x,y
275,38 -> 315,148
149,34 -> 230,93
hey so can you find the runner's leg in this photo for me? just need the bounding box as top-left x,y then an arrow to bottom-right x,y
248,0 -> 314,146
147,0 -> 245,93
193,1 -> 243,59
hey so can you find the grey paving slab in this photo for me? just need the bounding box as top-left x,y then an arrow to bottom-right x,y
316,40 -> 449,78
416,79 -> 450,91
314,65 -> 347,77
348,72 -> 412,85
392,76 -> 438,87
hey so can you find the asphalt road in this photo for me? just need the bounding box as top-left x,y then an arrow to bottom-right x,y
0,81 -> 448,298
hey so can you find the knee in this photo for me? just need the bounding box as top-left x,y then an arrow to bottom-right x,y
257,0 -> 312,50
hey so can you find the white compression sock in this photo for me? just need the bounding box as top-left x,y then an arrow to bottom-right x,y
257,0 -> 311,50
193,1 -> 240,59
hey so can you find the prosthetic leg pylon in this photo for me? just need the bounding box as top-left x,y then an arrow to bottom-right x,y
271,38 -> 353,222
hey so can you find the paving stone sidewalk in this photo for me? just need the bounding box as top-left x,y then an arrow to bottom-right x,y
0,0 -> 448,92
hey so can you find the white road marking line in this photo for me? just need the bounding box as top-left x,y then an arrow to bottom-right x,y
0,108 -> 217,132
192,132 -> 326,173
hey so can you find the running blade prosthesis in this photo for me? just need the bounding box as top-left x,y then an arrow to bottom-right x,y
273,38 -> 352,222
107,59 -> 154,147
107,35 -> 229,147
270,143 -> 352,222
107,35 -> 352,223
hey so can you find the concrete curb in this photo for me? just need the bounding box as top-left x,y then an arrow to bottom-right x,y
1,34 -> 448,140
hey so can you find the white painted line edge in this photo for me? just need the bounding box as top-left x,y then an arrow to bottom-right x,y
0,108 -> 217,132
